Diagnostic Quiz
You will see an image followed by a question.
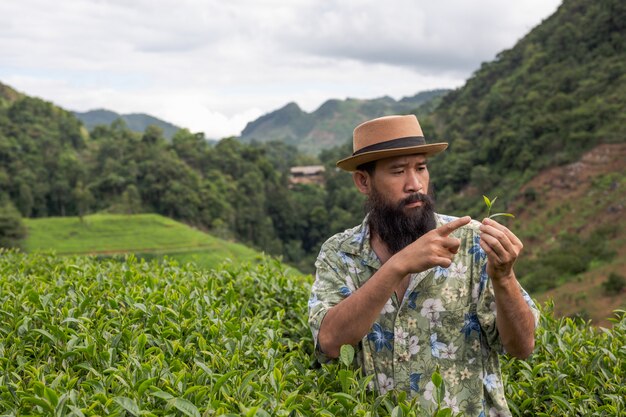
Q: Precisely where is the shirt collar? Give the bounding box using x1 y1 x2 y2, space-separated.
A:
337 214 381 269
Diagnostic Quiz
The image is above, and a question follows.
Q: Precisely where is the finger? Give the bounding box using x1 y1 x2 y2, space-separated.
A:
442 237 461 252
479 238 504 264
480 223 516 256
434 256 454 269
437 216 471 237
483 218 523 249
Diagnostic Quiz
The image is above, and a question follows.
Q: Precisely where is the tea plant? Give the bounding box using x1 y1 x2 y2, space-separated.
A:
0 250 623 416
483 195 515 220
504 302 626 416
0 250 445 416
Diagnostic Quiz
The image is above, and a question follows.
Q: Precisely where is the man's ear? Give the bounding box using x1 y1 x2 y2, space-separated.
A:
353 171 371 194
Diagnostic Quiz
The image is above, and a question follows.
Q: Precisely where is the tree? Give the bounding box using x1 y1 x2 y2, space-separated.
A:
0 200 27 249
73 181 94 222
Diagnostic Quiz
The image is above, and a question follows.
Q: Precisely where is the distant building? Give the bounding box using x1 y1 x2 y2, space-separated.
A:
289 165 325 186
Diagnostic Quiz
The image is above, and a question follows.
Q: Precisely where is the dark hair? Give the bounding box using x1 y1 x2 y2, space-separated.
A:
356 160 377 175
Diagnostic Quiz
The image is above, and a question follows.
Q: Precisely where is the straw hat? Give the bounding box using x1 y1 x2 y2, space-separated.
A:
336 114 448 171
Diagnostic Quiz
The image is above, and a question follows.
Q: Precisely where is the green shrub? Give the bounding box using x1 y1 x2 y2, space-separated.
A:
503 303 626 416
602 272 626 295
0 252 623 416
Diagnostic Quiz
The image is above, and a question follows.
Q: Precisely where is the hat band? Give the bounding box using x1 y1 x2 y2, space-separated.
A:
353 136 425 156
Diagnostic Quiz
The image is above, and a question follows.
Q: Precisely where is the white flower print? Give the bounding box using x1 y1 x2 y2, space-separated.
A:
346 275 357 293
407 317 417 328
448 261 468 280
460 367 472 380
440 342 459 360
443 366 459 385
397 351 411 362
441 285 455 301
408 335 420 355
377 373 394 394
472 339 481 351
483 373 500 392
458 286 468 298
420 298 445 321
394 327 409 345
444 393 460 414
423 381 436 404
381 298 396 314
347 265 362 275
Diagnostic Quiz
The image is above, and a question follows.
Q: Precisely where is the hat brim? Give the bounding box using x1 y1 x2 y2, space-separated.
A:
336 143 448 172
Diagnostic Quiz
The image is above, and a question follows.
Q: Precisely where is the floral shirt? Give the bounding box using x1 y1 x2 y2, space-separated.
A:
308 214 539 417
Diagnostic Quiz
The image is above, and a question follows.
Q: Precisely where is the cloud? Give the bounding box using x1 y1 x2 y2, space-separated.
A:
0 0 561 138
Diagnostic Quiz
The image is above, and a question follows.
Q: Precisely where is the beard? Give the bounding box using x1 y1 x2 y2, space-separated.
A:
366 187 437 255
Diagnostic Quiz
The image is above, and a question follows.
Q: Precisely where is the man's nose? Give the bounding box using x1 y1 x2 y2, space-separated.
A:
405 171 423 193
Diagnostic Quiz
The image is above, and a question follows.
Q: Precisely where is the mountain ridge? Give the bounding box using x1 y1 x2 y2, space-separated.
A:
239 89 450 154
73 108 182 139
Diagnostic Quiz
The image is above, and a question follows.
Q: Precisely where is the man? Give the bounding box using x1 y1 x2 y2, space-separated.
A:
308 115 538 416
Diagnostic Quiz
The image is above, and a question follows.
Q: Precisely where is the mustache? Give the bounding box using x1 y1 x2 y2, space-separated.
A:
400 192 432 207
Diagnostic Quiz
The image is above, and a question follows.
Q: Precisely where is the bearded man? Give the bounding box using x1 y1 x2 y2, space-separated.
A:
308 115 538 417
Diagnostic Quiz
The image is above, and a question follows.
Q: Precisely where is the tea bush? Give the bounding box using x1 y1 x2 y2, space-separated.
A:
504 302 625 416
0 251 624 416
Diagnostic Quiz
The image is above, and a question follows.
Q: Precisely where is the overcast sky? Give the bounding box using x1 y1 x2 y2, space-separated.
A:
0 0 561 139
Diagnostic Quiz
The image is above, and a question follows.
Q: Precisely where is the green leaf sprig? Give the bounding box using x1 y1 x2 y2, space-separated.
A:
483 195 515 220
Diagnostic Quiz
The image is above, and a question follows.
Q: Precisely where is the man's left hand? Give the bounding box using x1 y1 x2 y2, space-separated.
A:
479 218 523 281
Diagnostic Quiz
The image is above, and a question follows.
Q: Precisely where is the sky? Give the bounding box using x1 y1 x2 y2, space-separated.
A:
0 0 561 140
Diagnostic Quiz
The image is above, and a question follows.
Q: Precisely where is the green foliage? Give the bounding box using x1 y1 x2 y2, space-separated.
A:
602 272 626 295
429 0 626 215
0 199 27 249
517 227 617 292
504 303 626 416
0 253 623 416
483 195 515 219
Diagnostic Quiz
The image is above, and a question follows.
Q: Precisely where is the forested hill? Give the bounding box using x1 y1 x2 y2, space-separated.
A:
427 0 625 215
412 0 625 323
239 89 449 155
74 109 181 140
0 0 624 322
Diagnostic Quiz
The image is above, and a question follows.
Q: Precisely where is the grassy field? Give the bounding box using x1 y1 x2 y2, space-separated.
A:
23 213 263 269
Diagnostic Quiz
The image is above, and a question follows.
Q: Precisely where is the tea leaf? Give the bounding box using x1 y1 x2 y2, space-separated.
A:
489 213 515 219
114 396 140 416
169 398 201 417
339 344 355 367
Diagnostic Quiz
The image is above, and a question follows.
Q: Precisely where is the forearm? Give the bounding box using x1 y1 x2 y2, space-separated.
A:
318 261 404 358
492 273 536 359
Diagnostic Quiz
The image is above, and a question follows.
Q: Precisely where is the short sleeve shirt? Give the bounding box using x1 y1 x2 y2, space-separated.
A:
308 214 539 417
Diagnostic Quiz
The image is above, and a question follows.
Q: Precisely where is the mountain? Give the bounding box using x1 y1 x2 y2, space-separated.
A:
239 89 449 155
420 0 625 323
429 0 626 213
0 82 23 106
73 109 181 139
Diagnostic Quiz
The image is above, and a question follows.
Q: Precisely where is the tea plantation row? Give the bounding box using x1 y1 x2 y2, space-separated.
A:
0 251 624 416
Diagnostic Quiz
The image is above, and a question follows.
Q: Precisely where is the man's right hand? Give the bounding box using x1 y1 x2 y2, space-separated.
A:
392 216 471 276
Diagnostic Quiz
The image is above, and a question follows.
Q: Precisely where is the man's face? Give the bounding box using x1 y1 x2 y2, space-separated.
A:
369 154 431 209
364 154 437 254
